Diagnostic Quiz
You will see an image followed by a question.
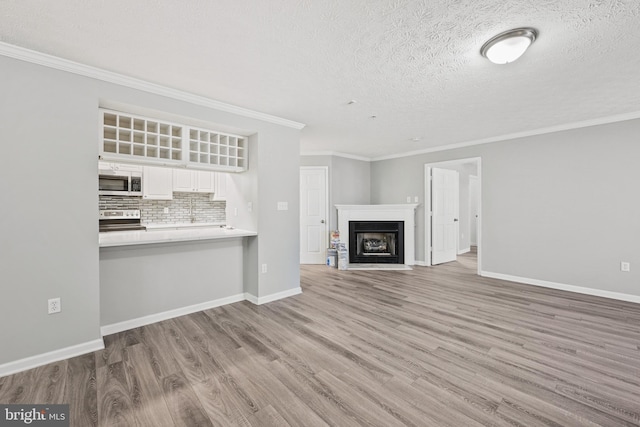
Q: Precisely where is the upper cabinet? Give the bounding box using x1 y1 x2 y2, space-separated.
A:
212 172 228 201
142 166 173 200
99 161 142 173
100 109 247 173
197 171 216 193
173 170 215 193
188 127 246 171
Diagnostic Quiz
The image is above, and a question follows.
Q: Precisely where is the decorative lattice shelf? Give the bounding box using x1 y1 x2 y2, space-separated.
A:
100 109 247 172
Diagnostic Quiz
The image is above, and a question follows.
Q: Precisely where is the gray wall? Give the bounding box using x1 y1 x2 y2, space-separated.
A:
100 239 244 325
0 59 101 365
371 119 640 297
0 54 301 366
300 155 371 233
253 127 301 297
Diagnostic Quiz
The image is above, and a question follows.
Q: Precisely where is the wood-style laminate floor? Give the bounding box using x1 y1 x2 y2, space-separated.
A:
2 251 640 426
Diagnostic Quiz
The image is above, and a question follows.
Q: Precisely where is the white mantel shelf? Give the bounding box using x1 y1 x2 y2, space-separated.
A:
335 204 419 211
336 204 419 268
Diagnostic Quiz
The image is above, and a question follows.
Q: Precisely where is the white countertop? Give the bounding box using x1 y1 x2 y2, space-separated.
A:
143 222 226 230
99 226 257 247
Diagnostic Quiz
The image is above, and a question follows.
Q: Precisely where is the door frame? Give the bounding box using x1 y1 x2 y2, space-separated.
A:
469 174 479 247
300 166 330 264
424 157 482 274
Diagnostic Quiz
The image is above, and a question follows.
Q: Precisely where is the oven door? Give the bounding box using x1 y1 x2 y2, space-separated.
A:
99 174 131 196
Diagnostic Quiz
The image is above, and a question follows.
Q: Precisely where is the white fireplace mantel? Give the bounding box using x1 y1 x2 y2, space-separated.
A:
336 204 419 266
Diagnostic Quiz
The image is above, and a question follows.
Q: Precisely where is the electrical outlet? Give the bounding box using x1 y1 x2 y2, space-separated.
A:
163 207 169 214
261 263 268 273
621 262 630 272
414 196 419 203
48 298 61 315
247 202 253 213
406 196 411 203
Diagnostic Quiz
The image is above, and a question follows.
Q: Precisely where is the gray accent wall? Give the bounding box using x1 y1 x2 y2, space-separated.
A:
100 239 243 325
371 119 640 297
0 54 301 366
300 155 371 233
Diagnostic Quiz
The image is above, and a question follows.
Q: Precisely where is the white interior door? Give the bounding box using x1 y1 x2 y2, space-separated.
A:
432 167 459 265
300 167 328 264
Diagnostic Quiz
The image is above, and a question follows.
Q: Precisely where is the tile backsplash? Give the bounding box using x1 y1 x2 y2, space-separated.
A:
99 193 226 224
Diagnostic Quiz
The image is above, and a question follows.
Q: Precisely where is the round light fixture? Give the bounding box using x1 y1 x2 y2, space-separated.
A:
480 28 538 64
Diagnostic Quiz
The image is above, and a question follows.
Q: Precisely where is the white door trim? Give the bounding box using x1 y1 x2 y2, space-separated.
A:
424 157 482 274
300 166 329 264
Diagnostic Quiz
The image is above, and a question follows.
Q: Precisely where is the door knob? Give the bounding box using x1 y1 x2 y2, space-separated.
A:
321 220 325 223
453 218 459 222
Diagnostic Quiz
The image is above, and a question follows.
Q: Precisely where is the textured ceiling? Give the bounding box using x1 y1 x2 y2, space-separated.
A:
2 0 640 158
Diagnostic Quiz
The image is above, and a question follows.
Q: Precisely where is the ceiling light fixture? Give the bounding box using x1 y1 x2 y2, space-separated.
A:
480 28 538 64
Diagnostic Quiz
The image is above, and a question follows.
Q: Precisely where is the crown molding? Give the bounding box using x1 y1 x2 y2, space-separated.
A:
300 151 371 162
372 110 640 161
0 41 305 130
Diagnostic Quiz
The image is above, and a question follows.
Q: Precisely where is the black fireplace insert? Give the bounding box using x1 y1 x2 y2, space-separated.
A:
348 221 404 264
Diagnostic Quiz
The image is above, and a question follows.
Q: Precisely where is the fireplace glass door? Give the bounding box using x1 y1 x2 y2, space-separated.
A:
348 221 404 264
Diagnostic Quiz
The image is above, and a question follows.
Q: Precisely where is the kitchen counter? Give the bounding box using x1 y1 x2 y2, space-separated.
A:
144 222 226 230
99 226 257 247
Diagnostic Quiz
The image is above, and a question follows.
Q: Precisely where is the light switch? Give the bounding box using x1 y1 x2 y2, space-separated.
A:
247 202 253 212
277 202 288 211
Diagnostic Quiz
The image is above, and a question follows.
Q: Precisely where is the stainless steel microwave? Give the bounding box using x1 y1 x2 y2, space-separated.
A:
98 170 142 196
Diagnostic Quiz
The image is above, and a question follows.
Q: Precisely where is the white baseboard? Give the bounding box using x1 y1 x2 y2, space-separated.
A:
0 339 104 378
481 271 640 304
413 260 428 267
100 293 246 336
3 288 304 377
244 292 259 305
458 247 470 255
101 287 303 335
245 287 302 305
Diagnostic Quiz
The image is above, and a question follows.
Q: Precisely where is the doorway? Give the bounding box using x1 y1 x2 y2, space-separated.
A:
300 166 329 264
424 158 481 274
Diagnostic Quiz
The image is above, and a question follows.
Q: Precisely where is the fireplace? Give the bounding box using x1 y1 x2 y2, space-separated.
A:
336 204 418 269
349 221 404 264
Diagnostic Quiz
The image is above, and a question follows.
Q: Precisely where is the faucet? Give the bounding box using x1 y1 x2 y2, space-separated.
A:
189 197 196 223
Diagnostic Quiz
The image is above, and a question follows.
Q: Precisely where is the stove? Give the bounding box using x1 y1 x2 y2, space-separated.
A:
99 209 146 232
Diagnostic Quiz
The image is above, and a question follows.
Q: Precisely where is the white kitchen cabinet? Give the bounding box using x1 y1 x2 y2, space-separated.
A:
172 169 194 192
188 127 247 171
143 166 173 200
100 108 247 172
101 110 184 166
196 171 215 193
99 161 142 173
172 169 215 193
212 172 228 201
